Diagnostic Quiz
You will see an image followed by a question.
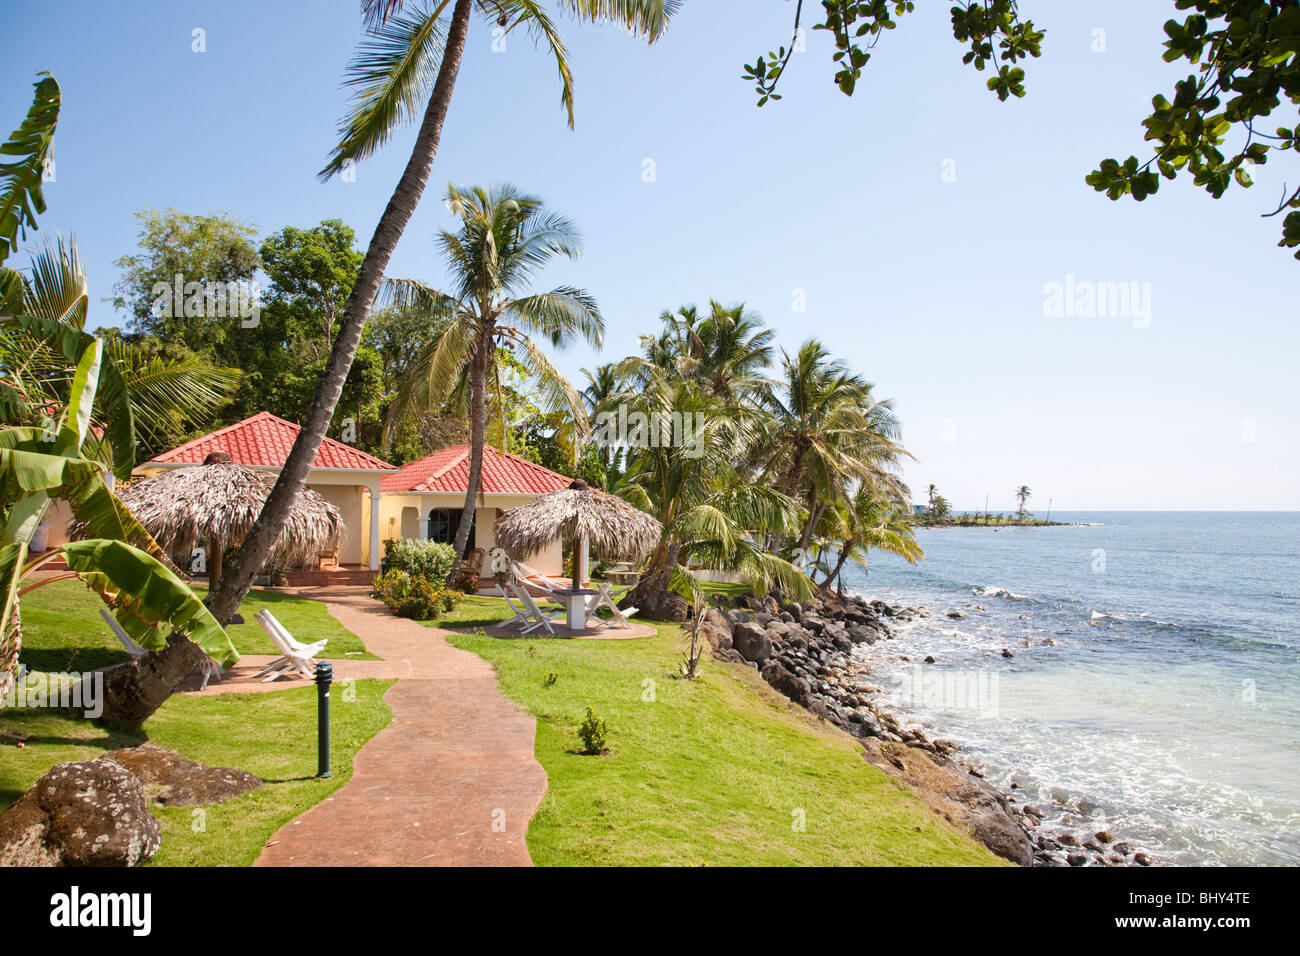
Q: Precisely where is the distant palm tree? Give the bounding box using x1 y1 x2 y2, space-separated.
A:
381 184 602 557
1015 484 1032 518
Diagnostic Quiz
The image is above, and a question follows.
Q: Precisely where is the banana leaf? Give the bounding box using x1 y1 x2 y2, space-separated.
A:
60 539 238 668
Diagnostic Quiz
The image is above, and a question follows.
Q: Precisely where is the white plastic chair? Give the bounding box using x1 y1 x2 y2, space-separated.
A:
504 581 565 635
253 609 327 682
99 608 224 690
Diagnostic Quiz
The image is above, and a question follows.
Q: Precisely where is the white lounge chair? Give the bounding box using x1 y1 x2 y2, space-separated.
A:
253 609 327 682
99 608 225 690
584 582 639 629
504 581 565 635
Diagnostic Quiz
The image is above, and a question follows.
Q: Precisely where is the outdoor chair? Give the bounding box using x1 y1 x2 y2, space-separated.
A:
503 581 565 635
100 608 225 690
253 609 327 682
447 547 485 592
584 582 639 629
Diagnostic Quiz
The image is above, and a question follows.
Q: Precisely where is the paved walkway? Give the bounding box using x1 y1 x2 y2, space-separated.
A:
194 586 547 866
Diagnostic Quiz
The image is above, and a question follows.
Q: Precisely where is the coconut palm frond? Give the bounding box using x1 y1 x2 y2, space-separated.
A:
320 1 452 180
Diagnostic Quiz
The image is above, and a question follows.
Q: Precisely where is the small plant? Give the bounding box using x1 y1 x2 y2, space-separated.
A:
542 671 558 687
577 706 608 755
525 644 538 658
681 599 706 679
373 569 463 619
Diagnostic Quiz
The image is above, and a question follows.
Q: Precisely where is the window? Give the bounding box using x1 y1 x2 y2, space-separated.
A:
427 508 475 556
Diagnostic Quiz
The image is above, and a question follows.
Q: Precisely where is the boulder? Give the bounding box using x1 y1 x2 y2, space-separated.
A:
0 758 160 867
103 743 263 807
760 660 811 707
731 622 773 664
846 624 878 645
633 587 689 622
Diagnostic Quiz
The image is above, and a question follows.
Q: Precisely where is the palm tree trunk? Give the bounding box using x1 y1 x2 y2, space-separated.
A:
453 335 488 558
96 0 476 724
819 546 852 593
0 603 20 708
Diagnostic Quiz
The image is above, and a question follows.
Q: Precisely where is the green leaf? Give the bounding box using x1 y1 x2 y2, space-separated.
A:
59 539 239 668
0 74 59 266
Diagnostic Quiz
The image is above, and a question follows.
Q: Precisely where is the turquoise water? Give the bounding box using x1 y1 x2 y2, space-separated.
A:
842 512 1300 866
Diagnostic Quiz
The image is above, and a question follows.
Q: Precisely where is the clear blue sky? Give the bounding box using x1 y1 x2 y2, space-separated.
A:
6 0 1297 511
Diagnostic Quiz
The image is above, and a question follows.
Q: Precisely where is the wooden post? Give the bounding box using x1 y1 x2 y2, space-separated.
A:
208 533 223 595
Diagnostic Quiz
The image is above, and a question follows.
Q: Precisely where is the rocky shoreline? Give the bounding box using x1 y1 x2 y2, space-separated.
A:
695 590 1152 867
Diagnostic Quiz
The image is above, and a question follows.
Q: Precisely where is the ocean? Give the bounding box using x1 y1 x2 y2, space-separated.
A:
840 511 1300 866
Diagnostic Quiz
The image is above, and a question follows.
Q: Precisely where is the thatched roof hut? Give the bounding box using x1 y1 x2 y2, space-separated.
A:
495 480 661 576
101 454 344 591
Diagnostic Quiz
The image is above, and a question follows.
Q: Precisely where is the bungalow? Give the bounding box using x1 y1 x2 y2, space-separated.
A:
378 444 572 577
131 412 398 572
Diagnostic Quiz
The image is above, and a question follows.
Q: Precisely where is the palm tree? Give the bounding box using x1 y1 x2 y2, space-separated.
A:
756 340 908 555
0 235 239 467
207 0 678 627
1015 484 1032 519
381 184 602 557
613 369 810 614
814 488 923 594
635 301 775 405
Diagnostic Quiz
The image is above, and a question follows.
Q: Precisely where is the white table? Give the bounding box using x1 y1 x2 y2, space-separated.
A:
553 588 599 630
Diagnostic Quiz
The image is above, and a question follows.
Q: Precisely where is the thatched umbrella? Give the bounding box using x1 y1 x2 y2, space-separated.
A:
495 479 661 587
102 452 344 593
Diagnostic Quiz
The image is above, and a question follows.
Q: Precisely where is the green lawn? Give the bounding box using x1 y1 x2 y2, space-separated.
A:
3 581 392 865
17 579 373 675
0 680 394 865
436 598 1002 866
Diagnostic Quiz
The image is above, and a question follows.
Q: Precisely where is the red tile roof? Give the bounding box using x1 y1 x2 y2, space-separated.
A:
146 412 398 471
381 445 572 495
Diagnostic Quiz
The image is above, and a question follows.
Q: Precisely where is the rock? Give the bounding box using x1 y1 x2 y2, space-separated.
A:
946 610 967 619
1095 830 1114 844
1133 852 1153 866
696 622 733 654
846 624 878 645
1067 853 1088 867
924 655 937 664
103 743 263 807
731 622 773 664
1057 833 1079 846
1112 841 1134 856
860 739 1034 866
1001 648 1014 658
1083 839 1105 853
0 758 160 867
632 587 689 622
760 660 811 707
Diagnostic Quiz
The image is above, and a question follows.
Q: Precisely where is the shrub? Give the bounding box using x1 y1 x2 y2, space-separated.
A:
373 569 462 620
542 671 558 688
577 706 608 755
381 538 457 586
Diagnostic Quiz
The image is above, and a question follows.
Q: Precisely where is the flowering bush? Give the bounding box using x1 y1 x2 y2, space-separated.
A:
372 569 463 620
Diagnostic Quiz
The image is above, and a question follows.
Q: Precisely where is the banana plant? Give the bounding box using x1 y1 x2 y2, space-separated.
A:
0 336 238 709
